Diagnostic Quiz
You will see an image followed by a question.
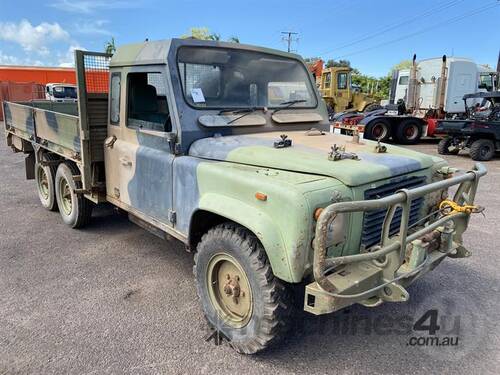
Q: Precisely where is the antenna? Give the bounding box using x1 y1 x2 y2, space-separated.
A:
281 31 299 53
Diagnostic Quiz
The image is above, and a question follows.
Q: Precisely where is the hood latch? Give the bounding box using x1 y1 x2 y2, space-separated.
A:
274 134 292 148
328 144 360 161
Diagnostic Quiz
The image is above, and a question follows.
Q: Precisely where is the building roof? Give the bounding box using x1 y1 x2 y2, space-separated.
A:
0 65 75 71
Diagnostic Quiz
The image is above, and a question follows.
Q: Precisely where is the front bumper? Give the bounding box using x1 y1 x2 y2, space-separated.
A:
304 163 486 315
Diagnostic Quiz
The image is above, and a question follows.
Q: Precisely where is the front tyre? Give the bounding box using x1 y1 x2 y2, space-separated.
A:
55 162 93 228
194 223 291 354
437 137 460 155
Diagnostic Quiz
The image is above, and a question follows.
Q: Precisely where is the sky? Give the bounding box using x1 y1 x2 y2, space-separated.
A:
0 0 499 77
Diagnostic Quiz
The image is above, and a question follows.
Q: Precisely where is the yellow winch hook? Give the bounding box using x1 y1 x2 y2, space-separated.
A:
439 199 484 215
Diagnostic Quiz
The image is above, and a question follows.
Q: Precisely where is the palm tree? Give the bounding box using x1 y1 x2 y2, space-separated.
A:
209 33 221 41
104 37 116 54
227 36 240 43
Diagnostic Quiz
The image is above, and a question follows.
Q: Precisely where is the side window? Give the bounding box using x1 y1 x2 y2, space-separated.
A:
110 73 121 124
337 73 347 89
398 75 409 85
323 72 331 89
127 71 171 132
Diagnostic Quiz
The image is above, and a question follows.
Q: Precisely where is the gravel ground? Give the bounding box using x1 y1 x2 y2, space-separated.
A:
0 131 499 375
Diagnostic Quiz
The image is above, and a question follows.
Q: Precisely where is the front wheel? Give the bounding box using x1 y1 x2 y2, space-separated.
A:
55 162 93 228
194 223 291 354
437 137 460 155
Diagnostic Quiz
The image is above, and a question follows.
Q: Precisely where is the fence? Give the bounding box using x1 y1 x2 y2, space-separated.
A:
0 81 45 121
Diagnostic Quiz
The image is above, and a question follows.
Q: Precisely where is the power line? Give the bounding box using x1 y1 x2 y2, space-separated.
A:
281 31 299 53
319 0 464 56
327 1 499 60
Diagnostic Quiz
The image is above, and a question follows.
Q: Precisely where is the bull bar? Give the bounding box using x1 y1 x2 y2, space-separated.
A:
307 163 486 314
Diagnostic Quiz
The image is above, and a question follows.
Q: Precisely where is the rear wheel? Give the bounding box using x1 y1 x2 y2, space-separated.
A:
35 154 58 211
438 137 460 155
395 119 422 144
365 119 390 141
194 223 291 354
470 139 495 161
55 162 93 228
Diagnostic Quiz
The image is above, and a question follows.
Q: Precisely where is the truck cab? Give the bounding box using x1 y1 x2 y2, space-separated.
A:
319 66 378 114
45 83 78 103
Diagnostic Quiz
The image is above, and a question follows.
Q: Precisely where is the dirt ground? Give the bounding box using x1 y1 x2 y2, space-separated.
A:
1 132 499 375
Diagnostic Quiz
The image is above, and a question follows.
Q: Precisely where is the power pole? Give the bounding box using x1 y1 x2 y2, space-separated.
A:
281 31 298 53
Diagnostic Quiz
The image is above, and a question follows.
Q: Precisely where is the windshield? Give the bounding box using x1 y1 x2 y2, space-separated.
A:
177 47 317 109
52 86 77 99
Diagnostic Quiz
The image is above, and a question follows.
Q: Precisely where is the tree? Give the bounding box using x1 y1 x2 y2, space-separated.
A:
325 59 351 68
209 33 221 41
391 60 413 72
181 27 212 40
181 27 239 43
104 37 116 54
303 57 322 63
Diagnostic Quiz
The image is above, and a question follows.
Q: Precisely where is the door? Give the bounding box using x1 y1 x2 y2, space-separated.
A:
335 70 350 111
105 67 176 226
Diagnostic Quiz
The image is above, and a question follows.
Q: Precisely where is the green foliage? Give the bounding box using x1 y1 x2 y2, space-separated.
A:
181 27 239 43
303 57 322 63
325 59 351 68
391 59 413 71
104 37 116 54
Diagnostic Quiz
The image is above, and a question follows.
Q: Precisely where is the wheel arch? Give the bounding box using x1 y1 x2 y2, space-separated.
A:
188 195 296 283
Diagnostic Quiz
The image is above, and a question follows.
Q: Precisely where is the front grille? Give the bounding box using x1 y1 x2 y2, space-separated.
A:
361 176 427 249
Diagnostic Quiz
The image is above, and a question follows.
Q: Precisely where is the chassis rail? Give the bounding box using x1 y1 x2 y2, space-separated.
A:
312 163 486 297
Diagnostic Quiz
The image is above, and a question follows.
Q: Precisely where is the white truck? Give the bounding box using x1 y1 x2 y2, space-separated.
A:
45 83 78 103
389 56 496 114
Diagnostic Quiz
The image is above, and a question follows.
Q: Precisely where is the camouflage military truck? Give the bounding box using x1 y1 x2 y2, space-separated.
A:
3 39 487 354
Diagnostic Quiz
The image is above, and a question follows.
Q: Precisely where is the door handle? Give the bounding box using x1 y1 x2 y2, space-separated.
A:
104 135 117 148
119 157 132 167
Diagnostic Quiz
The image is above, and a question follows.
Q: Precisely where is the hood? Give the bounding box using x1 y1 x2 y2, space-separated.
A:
188 131 435 186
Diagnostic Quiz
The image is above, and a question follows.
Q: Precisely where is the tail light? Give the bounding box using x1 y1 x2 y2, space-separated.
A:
342 115 364 125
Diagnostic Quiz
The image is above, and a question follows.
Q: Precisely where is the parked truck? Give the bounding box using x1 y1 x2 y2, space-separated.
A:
391 57 496 115
335 54 498 144
45 82 78 103
3 39 486 354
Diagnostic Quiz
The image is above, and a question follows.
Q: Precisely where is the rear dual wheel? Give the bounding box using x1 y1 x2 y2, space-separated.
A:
364 119 390 142
35 154 59 211
54 162 93 228
395 120 422 145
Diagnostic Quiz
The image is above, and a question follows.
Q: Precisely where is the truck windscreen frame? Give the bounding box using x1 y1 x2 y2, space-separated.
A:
176 46 317 110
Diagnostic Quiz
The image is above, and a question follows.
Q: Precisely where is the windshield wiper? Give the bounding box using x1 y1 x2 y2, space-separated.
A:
223 107 261 125
218 107 255 115
272 99 307 114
